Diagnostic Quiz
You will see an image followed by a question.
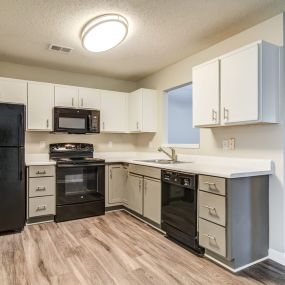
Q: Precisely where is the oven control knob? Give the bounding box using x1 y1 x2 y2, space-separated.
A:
81 196 84 199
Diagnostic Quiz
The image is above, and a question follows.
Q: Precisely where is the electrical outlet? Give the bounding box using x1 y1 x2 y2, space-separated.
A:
108 141 113 148
148 141 153 149
222 139 229 150
223 138 235 150
39 141 47 148
229 138 235 150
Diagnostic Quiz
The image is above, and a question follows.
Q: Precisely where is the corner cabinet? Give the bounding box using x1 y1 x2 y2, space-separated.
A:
127 173 143 214
129 88 158 132
27 81 54 131
0 77 27 105
193 41 280 127
100 90 128 132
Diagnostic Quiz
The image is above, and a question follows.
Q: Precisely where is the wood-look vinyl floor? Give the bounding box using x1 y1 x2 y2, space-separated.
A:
0 211 284 285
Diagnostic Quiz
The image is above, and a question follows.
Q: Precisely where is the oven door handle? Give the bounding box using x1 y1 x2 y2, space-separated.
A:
57 163 105 168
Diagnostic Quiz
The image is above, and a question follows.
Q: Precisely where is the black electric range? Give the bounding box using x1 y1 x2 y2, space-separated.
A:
50 143 105 222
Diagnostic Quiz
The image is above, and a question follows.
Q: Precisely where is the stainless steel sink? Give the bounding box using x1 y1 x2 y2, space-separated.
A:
135 159 189 165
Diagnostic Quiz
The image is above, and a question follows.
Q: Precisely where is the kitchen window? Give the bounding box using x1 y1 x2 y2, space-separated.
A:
164 83 200 148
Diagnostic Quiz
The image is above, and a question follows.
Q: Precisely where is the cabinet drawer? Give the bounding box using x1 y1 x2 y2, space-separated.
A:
199 175 226 196
199 191 226 226
199 218 226 257
29 165 55 177
29 196 55 217
29 177 55 197
129 164 161 180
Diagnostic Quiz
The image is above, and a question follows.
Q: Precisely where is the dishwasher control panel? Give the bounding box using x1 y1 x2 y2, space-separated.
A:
161 170 196 189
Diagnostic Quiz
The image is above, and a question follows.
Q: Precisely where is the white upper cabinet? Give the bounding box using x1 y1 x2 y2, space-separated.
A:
27 81 54 131
78 87 101 110
0 77 27 105
193 59 220 127
129 88 158 132
193 41 280 128
100 90 128 132
54 84 78 108
220 41 279 125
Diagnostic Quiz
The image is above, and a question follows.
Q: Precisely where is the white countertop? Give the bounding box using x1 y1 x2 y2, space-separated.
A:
25 152 273 178
93 152 273 178
25 154 56 166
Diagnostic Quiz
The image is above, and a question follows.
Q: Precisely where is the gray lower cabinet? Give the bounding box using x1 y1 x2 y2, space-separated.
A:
127 164 161 226
198 174 269 270
127 173 143 214
27 165 56 223
143 177 161 224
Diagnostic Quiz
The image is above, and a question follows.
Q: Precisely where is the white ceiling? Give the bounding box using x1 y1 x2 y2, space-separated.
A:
0 0 285 81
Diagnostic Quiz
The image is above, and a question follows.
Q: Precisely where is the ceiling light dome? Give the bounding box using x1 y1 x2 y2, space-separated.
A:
81 14 128 53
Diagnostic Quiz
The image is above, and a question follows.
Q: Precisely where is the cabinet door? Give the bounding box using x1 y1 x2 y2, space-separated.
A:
128 89 142 132
143 178 161 224
54 85 78 108
127 174 143 215
221 43 259 124
122 165 129 205
192 59 220 127
27 82 54 131
142 89 157 132
0 77 27 104
78 87 101 110
100 90 128 132
108 165 124 204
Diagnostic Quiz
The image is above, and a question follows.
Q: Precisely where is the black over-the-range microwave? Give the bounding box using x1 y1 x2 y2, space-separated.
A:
53 107 100 134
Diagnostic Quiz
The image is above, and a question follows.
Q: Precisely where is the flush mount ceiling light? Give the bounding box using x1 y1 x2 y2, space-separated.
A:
81 14 128 53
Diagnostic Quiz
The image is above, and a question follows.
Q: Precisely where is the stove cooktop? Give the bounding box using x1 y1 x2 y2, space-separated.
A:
49 143 105 164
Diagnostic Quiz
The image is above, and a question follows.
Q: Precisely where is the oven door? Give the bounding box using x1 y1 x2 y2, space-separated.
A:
161 181 197 236
56 163 105 205
54 108 89 134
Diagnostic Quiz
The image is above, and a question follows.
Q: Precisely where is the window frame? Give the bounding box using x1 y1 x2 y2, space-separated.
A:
163 82 200 149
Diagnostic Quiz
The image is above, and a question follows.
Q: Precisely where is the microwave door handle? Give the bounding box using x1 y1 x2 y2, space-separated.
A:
88 114 92 130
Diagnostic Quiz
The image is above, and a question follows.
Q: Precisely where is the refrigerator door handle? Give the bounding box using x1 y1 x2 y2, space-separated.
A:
18 113 23 146
18 148 23 181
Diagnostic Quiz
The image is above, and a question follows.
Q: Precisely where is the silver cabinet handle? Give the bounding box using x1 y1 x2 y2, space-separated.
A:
36 186 46 191
81 98 83 107
72 97 74 106
204 181 216 187
136 121 139 130
103 122 105 130
211 109 217 122
36 205 47 211
36 170 46 175
202 234 216 241
110 169 112 179
223 107 229 121
144 181 147 195
46 119 49 128
202 204 216 211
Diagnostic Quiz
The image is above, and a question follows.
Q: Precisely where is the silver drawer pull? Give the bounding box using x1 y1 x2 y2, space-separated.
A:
202 234 216 241
202 205 216 211
36 170 46 175
204 181 216 186
36 186 46 191
36 205 47 211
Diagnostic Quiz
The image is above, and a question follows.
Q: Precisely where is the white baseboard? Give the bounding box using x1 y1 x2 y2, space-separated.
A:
205 254 268 273
269 248 285 265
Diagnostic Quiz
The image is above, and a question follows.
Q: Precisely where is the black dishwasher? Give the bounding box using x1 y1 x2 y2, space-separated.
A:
161 170 204 255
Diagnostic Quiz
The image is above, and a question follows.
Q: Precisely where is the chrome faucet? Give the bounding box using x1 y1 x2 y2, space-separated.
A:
158 146 177 162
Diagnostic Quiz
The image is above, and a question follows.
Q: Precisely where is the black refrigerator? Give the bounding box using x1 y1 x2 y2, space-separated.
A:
0 103 25 232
